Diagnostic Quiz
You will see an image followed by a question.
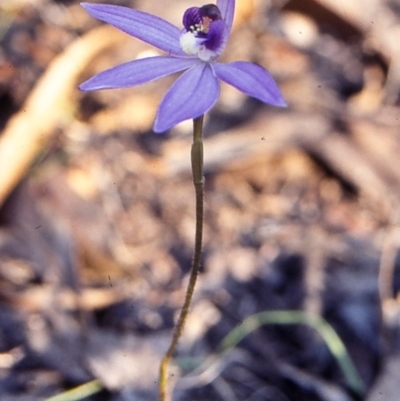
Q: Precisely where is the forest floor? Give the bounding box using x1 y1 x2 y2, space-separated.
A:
1 0 400 400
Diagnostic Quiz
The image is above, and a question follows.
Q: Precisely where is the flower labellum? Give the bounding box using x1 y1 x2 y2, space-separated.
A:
79 1 286 133
180 5 227 61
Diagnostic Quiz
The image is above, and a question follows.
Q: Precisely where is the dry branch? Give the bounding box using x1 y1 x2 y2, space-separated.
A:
0 25 126 207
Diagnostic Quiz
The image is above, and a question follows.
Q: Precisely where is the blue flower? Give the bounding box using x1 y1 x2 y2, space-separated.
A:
79 1 286 133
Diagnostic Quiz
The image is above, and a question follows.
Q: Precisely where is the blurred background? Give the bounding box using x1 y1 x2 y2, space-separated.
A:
0 0 400 400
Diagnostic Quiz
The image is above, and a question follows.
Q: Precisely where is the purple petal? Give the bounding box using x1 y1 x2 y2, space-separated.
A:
203 20 229 54
213 61 287 106
154 64 219 133
79 56 196 90
81 3 185 56
217 0 235 32
182 7 202 31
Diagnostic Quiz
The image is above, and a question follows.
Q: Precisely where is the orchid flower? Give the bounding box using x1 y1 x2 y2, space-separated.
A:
79 1 286 133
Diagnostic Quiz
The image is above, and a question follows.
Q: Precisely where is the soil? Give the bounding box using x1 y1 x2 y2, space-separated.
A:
0 1 400 400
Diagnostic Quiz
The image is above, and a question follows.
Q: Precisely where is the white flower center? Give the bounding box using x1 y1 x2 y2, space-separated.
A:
179 31 216 62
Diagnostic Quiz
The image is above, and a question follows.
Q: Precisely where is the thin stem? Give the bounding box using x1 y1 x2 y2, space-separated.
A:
43 380 102 401
218 311 365 395
159 115 205 401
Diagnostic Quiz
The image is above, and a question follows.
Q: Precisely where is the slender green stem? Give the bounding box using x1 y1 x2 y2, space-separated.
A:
159 115 205 401
219 311 365 395
43 380 102 401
